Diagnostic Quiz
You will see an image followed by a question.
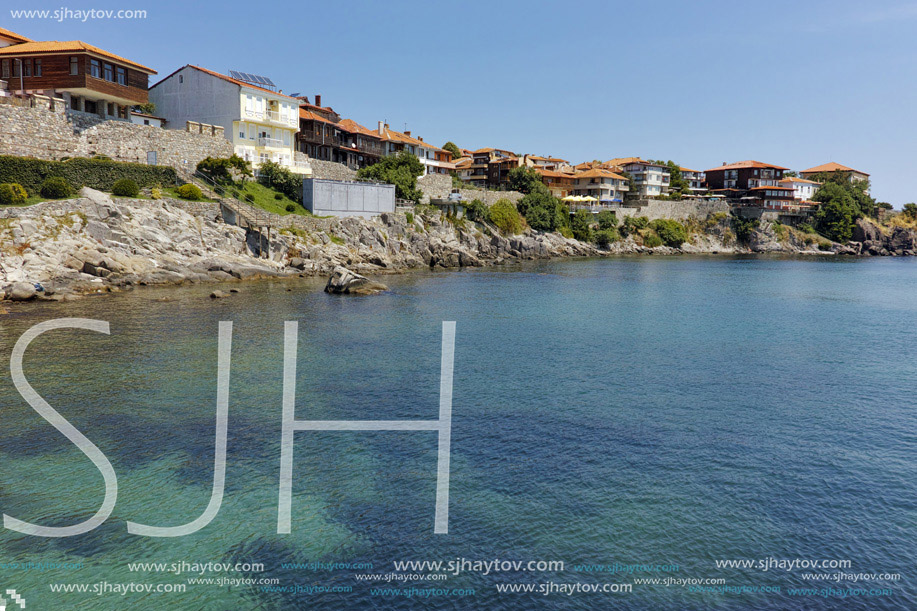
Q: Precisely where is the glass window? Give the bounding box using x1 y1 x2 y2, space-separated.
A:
90 59 101 78
116 66 126 85
23 59 31 77
104 63 113 81
1 59 9 79
11 60 20 78
34 59 41 77
70 56 78 75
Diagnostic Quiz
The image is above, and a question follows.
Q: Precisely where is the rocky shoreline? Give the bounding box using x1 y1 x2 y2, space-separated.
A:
1 189 915 304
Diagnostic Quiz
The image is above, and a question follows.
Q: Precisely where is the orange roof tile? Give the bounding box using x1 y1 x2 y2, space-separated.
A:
337 118 382 139
576 168 627 180
800 162 868 176
748 186 794 191
378 125 443 151
299 108 338 124
0 27 32 43
0 39 155 73
705 160 790 172
534 168 575 179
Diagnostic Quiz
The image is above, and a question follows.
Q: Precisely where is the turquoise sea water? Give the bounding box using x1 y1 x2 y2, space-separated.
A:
0 256 914 610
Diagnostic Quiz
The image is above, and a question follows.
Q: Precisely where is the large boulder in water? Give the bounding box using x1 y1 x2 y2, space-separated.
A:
324 266 388 295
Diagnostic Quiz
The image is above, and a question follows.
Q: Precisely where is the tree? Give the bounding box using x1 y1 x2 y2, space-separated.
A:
257 160 302 202
621 171 639 201
487 199 524 234
357 151 425 203
649 219 687 247
516 189 570 232
812 170 877 218
133 102 156 115
595 210 617 230
659 161 689 197
813 183 857 242
197 154 252 184
783 170 798 178
506 166 549 196
442 141 462 160
571 210 593 242
902 203 917 220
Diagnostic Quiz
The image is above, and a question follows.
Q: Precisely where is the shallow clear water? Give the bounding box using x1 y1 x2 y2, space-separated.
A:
1 256 915 610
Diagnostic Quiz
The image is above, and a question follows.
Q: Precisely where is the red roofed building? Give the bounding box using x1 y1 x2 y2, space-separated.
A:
0 28 156 119
799 162 869 191
704 160 789 198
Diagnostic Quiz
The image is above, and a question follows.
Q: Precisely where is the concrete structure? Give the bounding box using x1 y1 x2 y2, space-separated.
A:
605 158 670 197
302 178 395 218
779 176 820 202
130 111 164 127
149 65 307 175
0 28 156 119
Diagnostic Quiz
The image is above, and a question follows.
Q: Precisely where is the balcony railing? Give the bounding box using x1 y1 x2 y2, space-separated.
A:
245 108 297 126
258 137 284 148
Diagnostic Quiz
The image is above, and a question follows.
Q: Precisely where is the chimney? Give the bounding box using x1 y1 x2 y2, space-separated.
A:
378 121 384 136
315 94 321 107
404 130 411 136
418 137 424 142
722 162 727 166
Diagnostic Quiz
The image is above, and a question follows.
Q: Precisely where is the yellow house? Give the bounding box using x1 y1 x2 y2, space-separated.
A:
150 65 310 175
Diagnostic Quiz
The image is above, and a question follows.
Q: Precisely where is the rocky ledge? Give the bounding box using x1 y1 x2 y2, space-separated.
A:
2 190 915 304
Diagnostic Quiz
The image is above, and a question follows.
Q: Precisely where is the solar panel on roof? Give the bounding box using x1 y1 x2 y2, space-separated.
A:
229 69 277 90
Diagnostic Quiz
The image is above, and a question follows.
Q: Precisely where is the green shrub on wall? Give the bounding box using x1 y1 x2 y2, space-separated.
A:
0 155 177 194
176 183 203 201
0 183 28 205
40 177 73 198
111 178 140 198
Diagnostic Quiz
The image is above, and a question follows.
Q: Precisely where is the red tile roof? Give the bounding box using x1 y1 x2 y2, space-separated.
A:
800 162 868 176
0 39 155 73
706 160 790 172
576 168 627 180
337 118 382 139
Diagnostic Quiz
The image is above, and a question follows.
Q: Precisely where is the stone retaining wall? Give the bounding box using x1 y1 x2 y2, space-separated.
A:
417 173 523 205
0 99 233 171
608 199 730 223
307 158 358 181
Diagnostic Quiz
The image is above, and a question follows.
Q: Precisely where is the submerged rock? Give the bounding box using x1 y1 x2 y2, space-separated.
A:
324 266 388 295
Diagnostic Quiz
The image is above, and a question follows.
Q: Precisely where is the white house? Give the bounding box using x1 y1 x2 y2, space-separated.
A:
606 157 670 197
130 111 165 127
779 176 821 202
149 65 307 174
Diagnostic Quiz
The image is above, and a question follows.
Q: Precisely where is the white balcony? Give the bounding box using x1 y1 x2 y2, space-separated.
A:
258 137 284 148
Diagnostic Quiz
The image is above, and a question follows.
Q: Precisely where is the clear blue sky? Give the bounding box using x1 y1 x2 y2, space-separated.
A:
5 0 916 203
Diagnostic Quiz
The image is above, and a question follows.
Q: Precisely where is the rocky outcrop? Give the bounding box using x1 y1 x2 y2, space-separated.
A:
324 266 388 295
851 218 917 256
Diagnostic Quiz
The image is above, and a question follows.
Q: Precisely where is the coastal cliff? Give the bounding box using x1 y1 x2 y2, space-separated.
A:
1 190 914 302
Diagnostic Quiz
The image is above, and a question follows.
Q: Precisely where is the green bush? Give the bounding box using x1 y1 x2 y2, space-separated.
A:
244 193 255 203
731 215 760 243
285 203 296 212
0 155 176 193
621 215 649 236
516 190 569 232
111 178 140 198
176 183 203 200
487 198 524 234
464 199 488 222
151 187 162 200
40 176 73 199
0 182 28 205
648 219 687 247
595 210 618 230
594 228 619 247
274 193 283 200
405 211 415 224
257 160 302 203
214 185 226 196
643 232 664 248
